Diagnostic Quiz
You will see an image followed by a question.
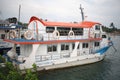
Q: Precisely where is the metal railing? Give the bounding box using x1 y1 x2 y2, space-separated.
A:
35 52 71 62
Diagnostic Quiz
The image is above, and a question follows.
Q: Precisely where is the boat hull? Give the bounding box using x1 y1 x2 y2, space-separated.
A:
34 54 105 71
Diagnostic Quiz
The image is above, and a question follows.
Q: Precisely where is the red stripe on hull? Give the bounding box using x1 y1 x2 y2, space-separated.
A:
4 38 102 45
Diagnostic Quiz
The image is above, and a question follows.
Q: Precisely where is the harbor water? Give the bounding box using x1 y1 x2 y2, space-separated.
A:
38 36 120 80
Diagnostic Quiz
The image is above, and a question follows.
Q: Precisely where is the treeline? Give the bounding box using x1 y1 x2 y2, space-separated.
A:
102 26 119 33
102 22 120 34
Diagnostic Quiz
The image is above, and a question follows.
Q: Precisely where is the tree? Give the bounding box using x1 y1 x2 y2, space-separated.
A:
0 56 39 80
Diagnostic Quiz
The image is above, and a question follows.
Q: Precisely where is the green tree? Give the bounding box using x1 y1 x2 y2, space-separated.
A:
0 56 39 80
24 69 38 80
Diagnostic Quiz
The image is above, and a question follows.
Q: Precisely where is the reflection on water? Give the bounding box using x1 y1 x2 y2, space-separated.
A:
38 36 120 80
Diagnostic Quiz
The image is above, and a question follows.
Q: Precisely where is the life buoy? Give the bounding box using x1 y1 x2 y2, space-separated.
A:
9 30 17 39
68 30 74 38
24 30 33 40
52 30 60 39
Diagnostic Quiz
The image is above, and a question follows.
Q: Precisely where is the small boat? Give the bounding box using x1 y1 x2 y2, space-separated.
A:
4 16 113 71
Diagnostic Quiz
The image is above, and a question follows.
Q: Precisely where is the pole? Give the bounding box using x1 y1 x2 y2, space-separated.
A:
79 4 84 22
18 5 21 38
18 5 21 23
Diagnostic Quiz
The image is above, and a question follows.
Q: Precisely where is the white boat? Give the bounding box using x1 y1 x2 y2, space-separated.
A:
4 16 112 71
0 19 22 55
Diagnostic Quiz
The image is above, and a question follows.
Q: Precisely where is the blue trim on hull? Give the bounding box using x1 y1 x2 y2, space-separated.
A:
95 46 111 55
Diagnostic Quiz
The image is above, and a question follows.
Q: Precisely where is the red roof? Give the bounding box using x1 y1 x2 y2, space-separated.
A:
29 16 100 28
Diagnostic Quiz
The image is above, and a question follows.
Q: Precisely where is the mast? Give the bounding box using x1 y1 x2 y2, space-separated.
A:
18 4 21 23
79 4 84 22
18 4 21 38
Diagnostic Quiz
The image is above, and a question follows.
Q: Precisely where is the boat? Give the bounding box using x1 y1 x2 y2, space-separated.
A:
0 18 22 55
3 16 113 71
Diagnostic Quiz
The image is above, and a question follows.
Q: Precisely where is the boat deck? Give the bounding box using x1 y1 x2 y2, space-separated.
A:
4 38 102 44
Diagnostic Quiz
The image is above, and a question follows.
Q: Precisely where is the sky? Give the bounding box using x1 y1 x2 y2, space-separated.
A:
0 0 120 28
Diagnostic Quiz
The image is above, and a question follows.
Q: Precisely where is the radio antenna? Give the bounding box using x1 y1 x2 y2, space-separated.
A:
79 4 84 22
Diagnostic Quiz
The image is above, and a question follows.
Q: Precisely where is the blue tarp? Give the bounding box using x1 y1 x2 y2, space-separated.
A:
0 24 22 30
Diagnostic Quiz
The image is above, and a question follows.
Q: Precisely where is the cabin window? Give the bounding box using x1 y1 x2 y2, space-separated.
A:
57 27 70 36
82 43 89 48
77 44 80 49
0 24 5 26
47 44 57 52
46 27 55 33
94 42 100 47
72 43 79 49
95 25 100 30
0 34 5 39
102 35 107 38
61 43 69 51
72 28 83 35
72 43 75 50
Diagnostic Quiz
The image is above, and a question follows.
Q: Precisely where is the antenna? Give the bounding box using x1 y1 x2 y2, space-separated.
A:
79 4 84 22
0 11 2 19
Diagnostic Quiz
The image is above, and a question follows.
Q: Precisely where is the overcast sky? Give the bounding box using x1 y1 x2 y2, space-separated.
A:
0 0 120 28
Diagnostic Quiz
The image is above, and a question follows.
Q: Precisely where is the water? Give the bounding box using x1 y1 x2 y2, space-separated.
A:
38 36 120 80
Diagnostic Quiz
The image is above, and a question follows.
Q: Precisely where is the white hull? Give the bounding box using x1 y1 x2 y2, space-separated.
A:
42 54 105 70
19 53 105 71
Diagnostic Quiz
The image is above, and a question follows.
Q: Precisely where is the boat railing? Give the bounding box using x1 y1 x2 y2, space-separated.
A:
7 29 91 41
77 49 90 56
35 52 71 62
35 50 95 62
18 49 96 63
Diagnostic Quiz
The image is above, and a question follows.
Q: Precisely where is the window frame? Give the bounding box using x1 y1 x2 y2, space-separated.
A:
47 44 57 53
57 27 70 36
46 27 55 33
95 25 100 30
72 28 83 35
82 43 89 48
94 42 100 47
102 35 107 38
61 43 69 51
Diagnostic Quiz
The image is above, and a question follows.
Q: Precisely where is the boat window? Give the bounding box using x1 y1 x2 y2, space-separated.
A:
1 34 5 39
61 43 69 51
47 44 57 52
0 24 4 26
77 44 80 49
57 27 70 36
102 35 107 38
72 43 75 50
72 28 83 35
94 42 100 47
46 27 55 33
82 43 89 48
72 43 79 49
66 45 69 50
95 25 100 30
